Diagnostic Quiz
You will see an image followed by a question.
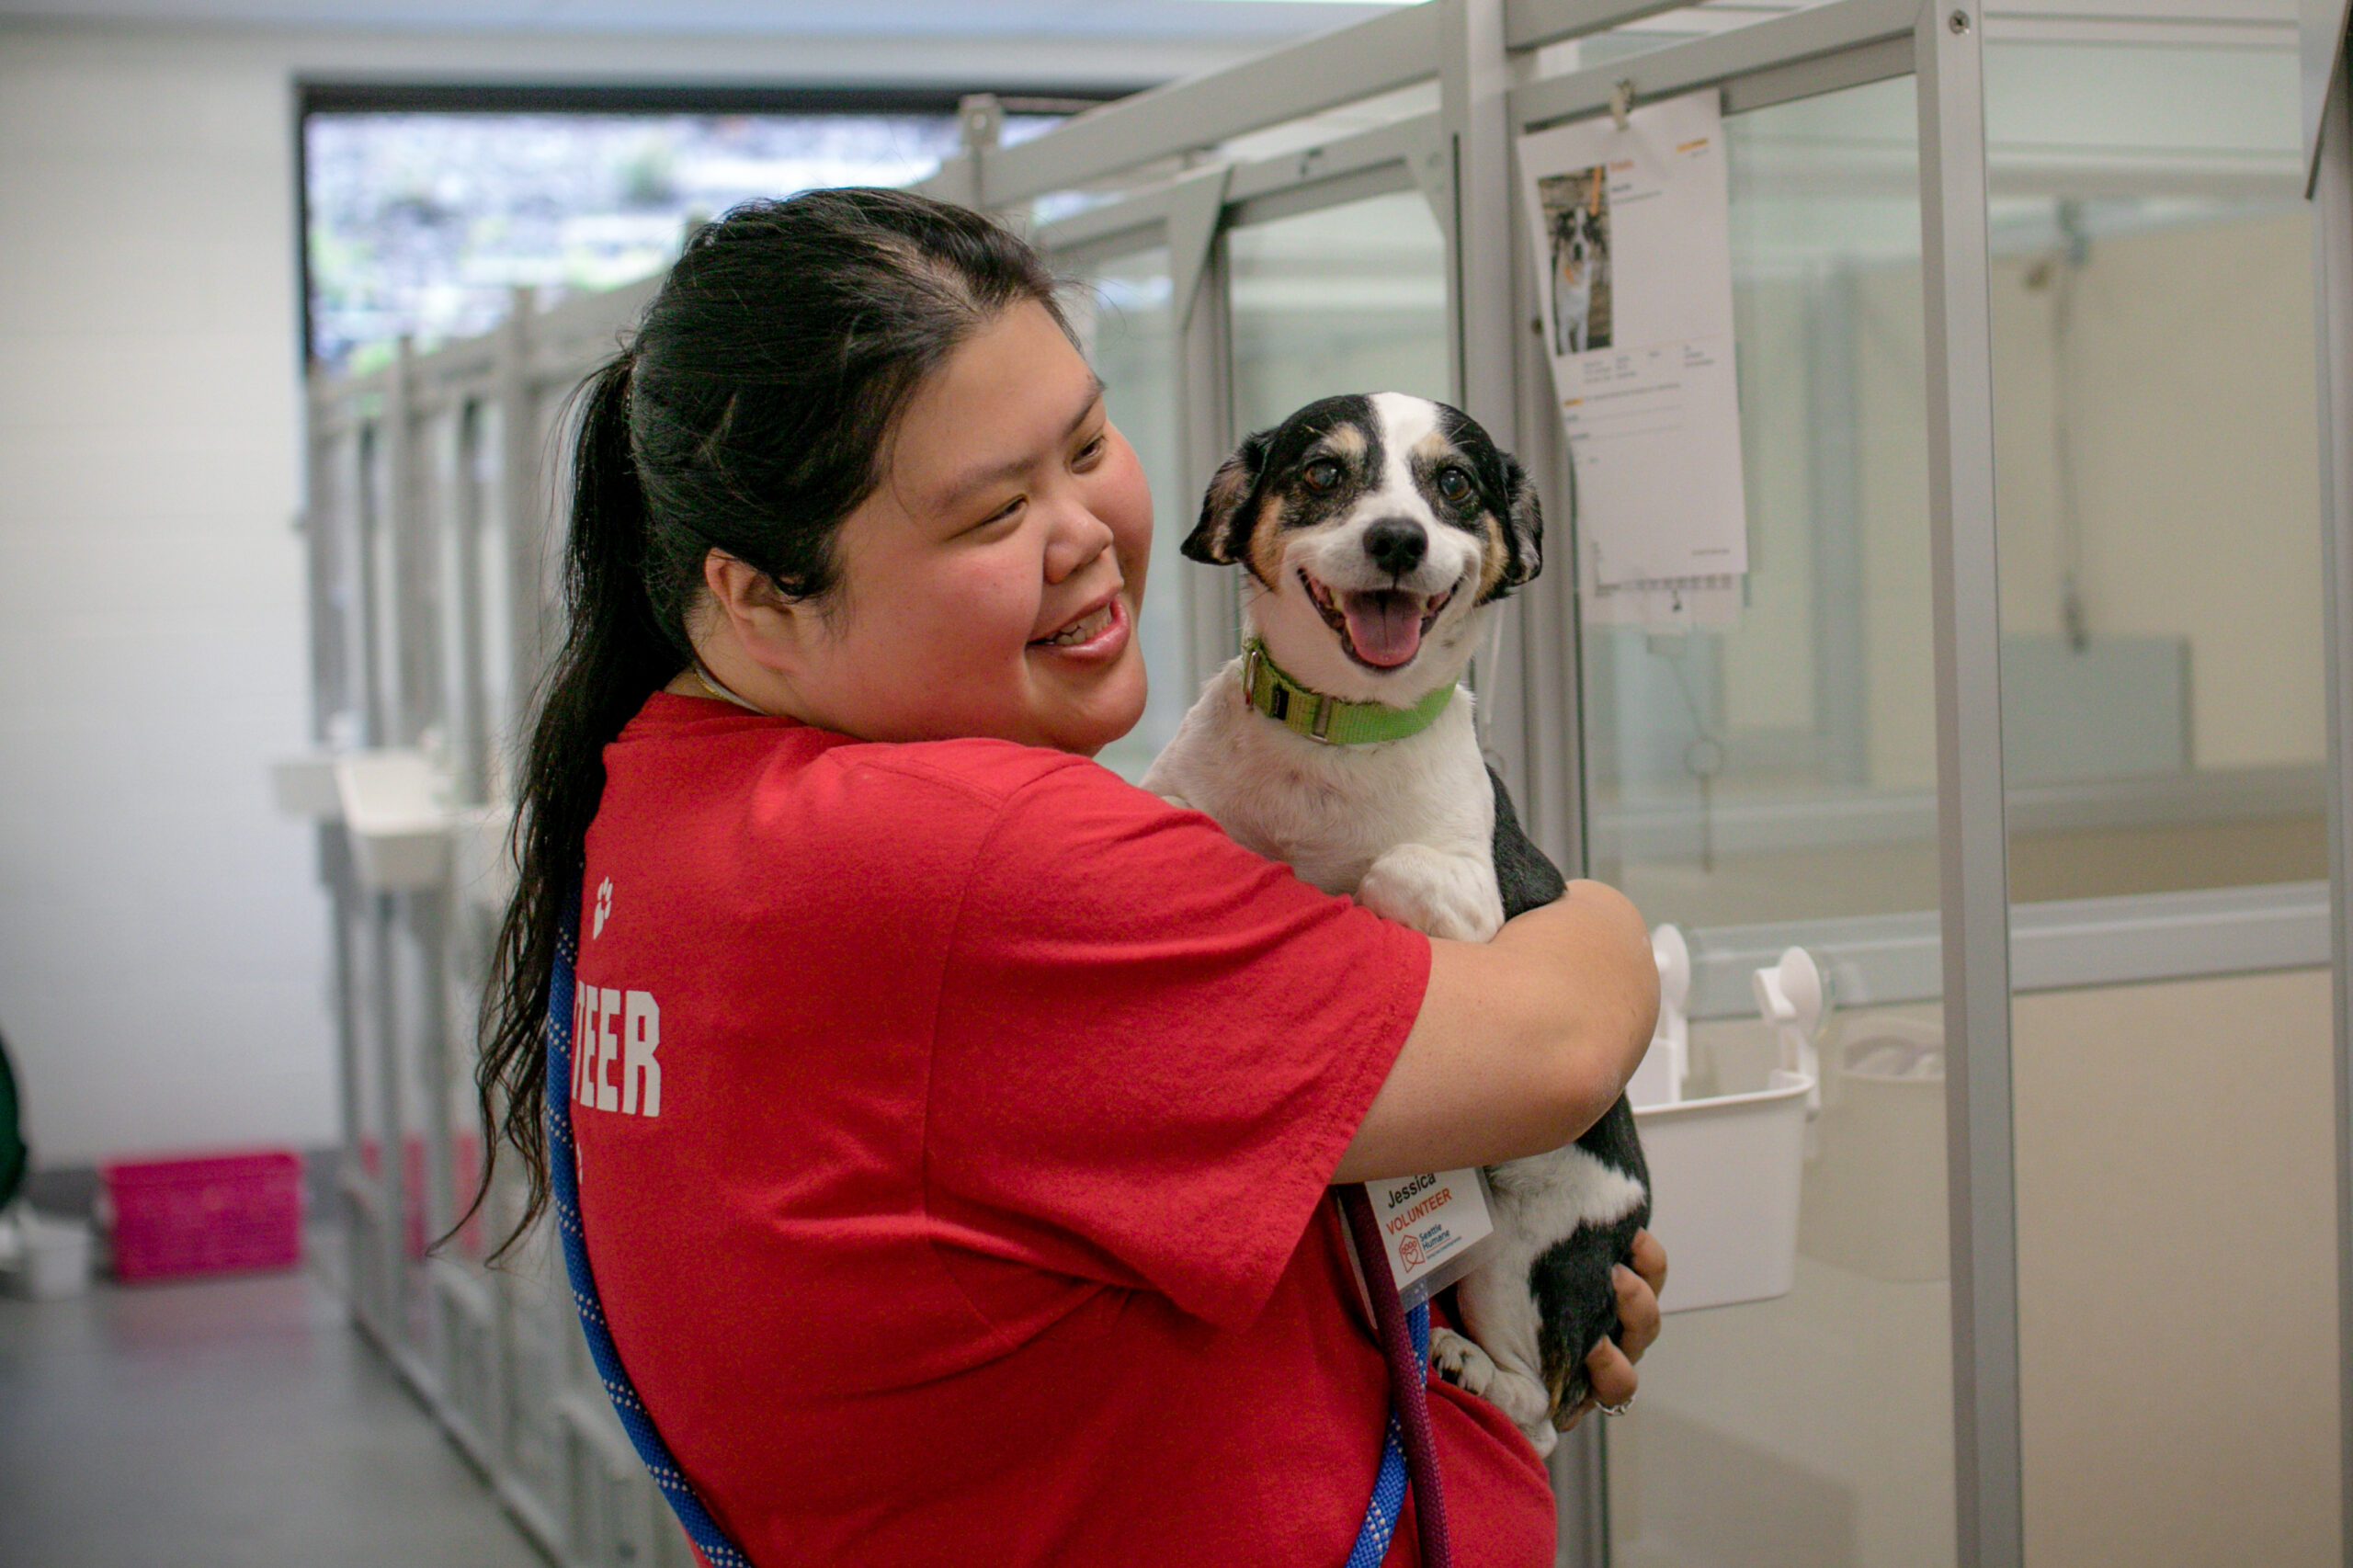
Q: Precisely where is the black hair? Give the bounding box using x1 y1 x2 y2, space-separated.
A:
469 188 1066 1258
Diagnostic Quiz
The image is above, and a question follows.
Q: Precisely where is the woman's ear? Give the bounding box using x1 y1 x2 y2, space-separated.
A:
699 551 807 670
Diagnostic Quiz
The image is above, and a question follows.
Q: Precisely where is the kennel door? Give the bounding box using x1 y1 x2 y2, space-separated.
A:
1564 69 1966 1568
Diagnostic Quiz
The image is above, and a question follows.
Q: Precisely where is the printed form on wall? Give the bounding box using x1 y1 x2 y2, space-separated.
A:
1519 88 1748 631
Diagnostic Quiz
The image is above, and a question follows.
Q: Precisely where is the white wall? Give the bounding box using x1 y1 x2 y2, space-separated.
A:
1989 208 2325 770
1844 206 2325 793
2014 966 2341 1568
0 18 1261 1168
1614 967 2341 1568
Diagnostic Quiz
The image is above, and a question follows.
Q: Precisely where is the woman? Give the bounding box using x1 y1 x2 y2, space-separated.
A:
477 187 1664 1567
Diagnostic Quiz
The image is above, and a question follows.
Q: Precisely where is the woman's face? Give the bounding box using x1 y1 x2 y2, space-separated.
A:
785 300 1153 756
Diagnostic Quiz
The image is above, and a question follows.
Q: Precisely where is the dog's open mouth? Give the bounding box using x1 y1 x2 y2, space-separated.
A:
1302 571 1451 670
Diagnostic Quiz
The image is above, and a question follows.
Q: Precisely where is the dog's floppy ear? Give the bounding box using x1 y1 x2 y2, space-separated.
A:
1495 450 1544 592
1183 430 1271 565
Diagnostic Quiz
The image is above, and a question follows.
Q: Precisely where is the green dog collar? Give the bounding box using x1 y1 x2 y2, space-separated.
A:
1240 638 1459 745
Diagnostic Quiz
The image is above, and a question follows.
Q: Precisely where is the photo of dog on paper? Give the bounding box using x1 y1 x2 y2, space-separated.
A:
1519 88 1748 627
1538 165 1612 356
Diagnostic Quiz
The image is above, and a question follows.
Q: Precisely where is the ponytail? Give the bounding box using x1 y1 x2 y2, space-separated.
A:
469 354 678 1259
463 187 1068 1262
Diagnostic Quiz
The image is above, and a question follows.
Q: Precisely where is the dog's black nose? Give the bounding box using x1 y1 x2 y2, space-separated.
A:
1363 517 1427 577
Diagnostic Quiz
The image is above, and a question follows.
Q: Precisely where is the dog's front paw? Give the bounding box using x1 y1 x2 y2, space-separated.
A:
1431 1325 1499 1396
1356 845 1506 941
1433 1327 1558 1456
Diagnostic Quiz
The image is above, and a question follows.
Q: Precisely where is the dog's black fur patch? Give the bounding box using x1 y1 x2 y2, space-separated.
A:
1488 766 1652 1419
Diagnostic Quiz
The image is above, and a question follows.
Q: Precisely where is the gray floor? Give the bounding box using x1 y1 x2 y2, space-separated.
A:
0 1253 548 1567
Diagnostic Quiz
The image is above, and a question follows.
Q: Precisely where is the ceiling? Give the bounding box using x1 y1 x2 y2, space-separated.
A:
0 0 1415 38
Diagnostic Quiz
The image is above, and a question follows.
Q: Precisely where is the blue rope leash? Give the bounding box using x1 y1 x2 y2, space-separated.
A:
1343 1299 1430 1567
546 896 752 1568
546 892 1426 1567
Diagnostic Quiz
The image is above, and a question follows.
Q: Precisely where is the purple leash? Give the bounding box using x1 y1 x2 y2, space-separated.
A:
1339 1184 1454 1568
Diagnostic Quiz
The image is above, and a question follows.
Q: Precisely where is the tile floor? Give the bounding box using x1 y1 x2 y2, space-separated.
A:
0 1256 548 1567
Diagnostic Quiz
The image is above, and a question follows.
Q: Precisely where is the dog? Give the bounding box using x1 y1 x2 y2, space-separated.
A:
1142 392 1650 1457
1551 202 1606 356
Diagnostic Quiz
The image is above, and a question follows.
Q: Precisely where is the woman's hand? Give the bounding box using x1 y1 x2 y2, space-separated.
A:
1561 1229 1666 1430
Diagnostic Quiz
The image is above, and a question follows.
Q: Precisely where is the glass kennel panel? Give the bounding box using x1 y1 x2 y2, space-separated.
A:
1590 74 1961 1568
1226 187 1451 437
1985 36 2342 1568
1984 40 2325 904
1063 245 1188 783
1581 74 1943 930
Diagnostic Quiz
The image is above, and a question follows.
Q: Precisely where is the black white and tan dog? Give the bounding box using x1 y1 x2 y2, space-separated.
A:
1142 392 1650 1456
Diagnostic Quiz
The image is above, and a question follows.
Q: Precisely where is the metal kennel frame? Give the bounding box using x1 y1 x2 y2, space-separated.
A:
290 3 2353 1562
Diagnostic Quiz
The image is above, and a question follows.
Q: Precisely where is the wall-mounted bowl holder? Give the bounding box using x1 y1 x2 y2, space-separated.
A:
1625 924 1690 1109
1796 1016 1948 1283
1629 927 1816 1314
335 750 455 892
0 1201 94 1301
449 801 517 914
277 744 514 906
269 751 345 821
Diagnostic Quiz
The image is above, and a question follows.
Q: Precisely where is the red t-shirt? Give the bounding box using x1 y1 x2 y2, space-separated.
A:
571 692 1554 1567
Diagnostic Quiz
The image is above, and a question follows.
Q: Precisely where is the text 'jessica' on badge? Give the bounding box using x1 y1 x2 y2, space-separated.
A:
1363 1168 1496 1310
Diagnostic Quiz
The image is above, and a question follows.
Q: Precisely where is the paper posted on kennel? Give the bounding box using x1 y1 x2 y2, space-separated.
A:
1519 88 1750 627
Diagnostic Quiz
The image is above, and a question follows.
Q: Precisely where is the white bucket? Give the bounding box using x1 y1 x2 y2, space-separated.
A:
1799 1019 1948 1282
335 750 453 892
0 1207 95 1301
1632 1069 1813 1313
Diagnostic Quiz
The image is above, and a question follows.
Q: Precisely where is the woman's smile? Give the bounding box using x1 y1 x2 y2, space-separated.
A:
1030 591 1129 656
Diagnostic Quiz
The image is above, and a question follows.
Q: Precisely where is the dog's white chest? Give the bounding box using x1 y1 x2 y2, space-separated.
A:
1143 661 1504 941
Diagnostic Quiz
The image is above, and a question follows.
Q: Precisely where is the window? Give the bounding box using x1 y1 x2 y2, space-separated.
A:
299 85 1092 371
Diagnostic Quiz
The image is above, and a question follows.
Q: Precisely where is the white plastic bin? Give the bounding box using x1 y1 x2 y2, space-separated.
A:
0 1207 94 1301
450 801 517 913
269 750 344 820
335 750 454 892
1632 1069 1813 1312
1799 1019 1948 1282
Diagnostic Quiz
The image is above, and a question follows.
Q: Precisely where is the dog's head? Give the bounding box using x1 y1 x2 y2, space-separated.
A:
1184 392 1542 703
1556 207 1605 276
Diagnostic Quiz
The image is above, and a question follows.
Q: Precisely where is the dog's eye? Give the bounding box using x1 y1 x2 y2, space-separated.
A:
1301 459 1344 493
1435 467 1474 505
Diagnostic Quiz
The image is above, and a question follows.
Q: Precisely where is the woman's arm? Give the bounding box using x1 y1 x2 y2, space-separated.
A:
1332 879 1657 1184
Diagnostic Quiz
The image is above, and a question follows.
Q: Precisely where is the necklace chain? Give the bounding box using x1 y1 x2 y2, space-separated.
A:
691 663 767 714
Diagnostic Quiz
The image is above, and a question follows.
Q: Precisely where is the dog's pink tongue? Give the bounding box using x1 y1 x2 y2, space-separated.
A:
1342 590 1424 667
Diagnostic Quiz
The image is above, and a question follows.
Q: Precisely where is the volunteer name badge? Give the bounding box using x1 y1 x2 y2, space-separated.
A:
1363 1168 1495 1309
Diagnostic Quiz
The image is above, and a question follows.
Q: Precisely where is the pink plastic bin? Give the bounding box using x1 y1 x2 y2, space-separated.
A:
99 1149 304 1282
